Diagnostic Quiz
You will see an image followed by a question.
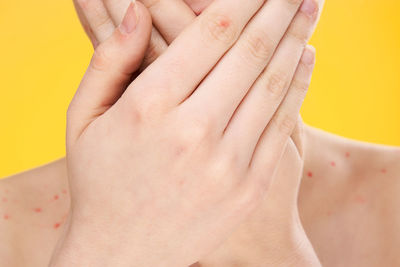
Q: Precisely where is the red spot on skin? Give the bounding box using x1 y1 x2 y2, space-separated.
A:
34 208 42 213
381 168 387 174
307 171 313 178
54 222 61 229
53 195 59 200
3 214 10 220
354 195 367 204
62 189 68 195
2 197 7 203
219 19 230 28
345 152 350 158
327 211 333 216
330 161 336 167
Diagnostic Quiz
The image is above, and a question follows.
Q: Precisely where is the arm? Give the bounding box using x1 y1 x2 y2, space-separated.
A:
51 0 320 265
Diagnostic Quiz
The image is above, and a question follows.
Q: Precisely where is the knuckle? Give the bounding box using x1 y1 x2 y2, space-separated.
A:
125 93 158 124
126 86 167 121
287 27 308 44
243 30 274 63
234 180 266 214
264 71 290 99
285 0 304 6
185 119 213 142
274 114 297 136
76 0 90 10
175 117 214 149
131 98 154 122
210 161 231 179
292 79 310 94
201 12 237 46
91 45 112 72
129 104 144 125
208 159 237 188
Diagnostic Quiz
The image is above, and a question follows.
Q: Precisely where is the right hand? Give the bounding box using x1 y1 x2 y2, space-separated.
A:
53 0 320 266
72 0 317 161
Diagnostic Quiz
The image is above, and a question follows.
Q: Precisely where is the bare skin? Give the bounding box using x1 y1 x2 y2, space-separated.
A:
4 0 321 265
300 128 400 267
1 126 399 266
1 0 399 266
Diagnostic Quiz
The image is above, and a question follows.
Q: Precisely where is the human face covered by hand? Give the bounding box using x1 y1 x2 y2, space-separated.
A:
58 0 323 266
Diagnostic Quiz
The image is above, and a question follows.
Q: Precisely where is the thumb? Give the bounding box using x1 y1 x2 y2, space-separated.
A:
67 0 152 142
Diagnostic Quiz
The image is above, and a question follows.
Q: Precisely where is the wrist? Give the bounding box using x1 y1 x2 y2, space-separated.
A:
49 212 186 267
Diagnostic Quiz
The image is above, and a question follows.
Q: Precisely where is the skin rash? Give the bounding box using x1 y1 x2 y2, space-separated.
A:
1 0 399 266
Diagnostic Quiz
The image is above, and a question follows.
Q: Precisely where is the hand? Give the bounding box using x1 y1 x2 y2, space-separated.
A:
73 0 314 155
52 0 320 266
73 0 312 162
197 123 322 266
72 0 323 265
73 0 198 68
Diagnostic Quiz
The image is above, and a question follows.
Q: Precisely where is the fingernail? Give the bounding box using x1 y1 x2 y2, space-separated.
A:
119 0 139 35
300 0 318 18
301 46 315 65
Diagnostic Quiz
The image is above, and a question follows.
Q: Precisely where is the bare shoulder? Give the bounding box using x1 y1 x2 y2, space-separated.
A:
0 158 69 267
302 125 400 191
299 126 400 267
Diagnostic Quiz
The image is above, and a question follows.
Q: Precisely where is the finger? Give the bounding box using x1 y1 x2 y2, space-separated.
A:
291 115 305 159
268 139 303 207
122 0 269 111
140 0 303 149
222 0 320 163
74 0 116 43
141 28 169 70
101 0 170 68
68 1 152 142
241 139 302 216
184 0 316 134
103 0 131 25
73 0 100 48
248 46 315 183
140 0 196 44
183 0 213 14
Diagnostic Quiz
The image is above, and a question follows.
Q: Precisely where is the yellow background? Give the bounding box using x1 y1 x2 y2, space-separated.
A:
0 0 399 177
